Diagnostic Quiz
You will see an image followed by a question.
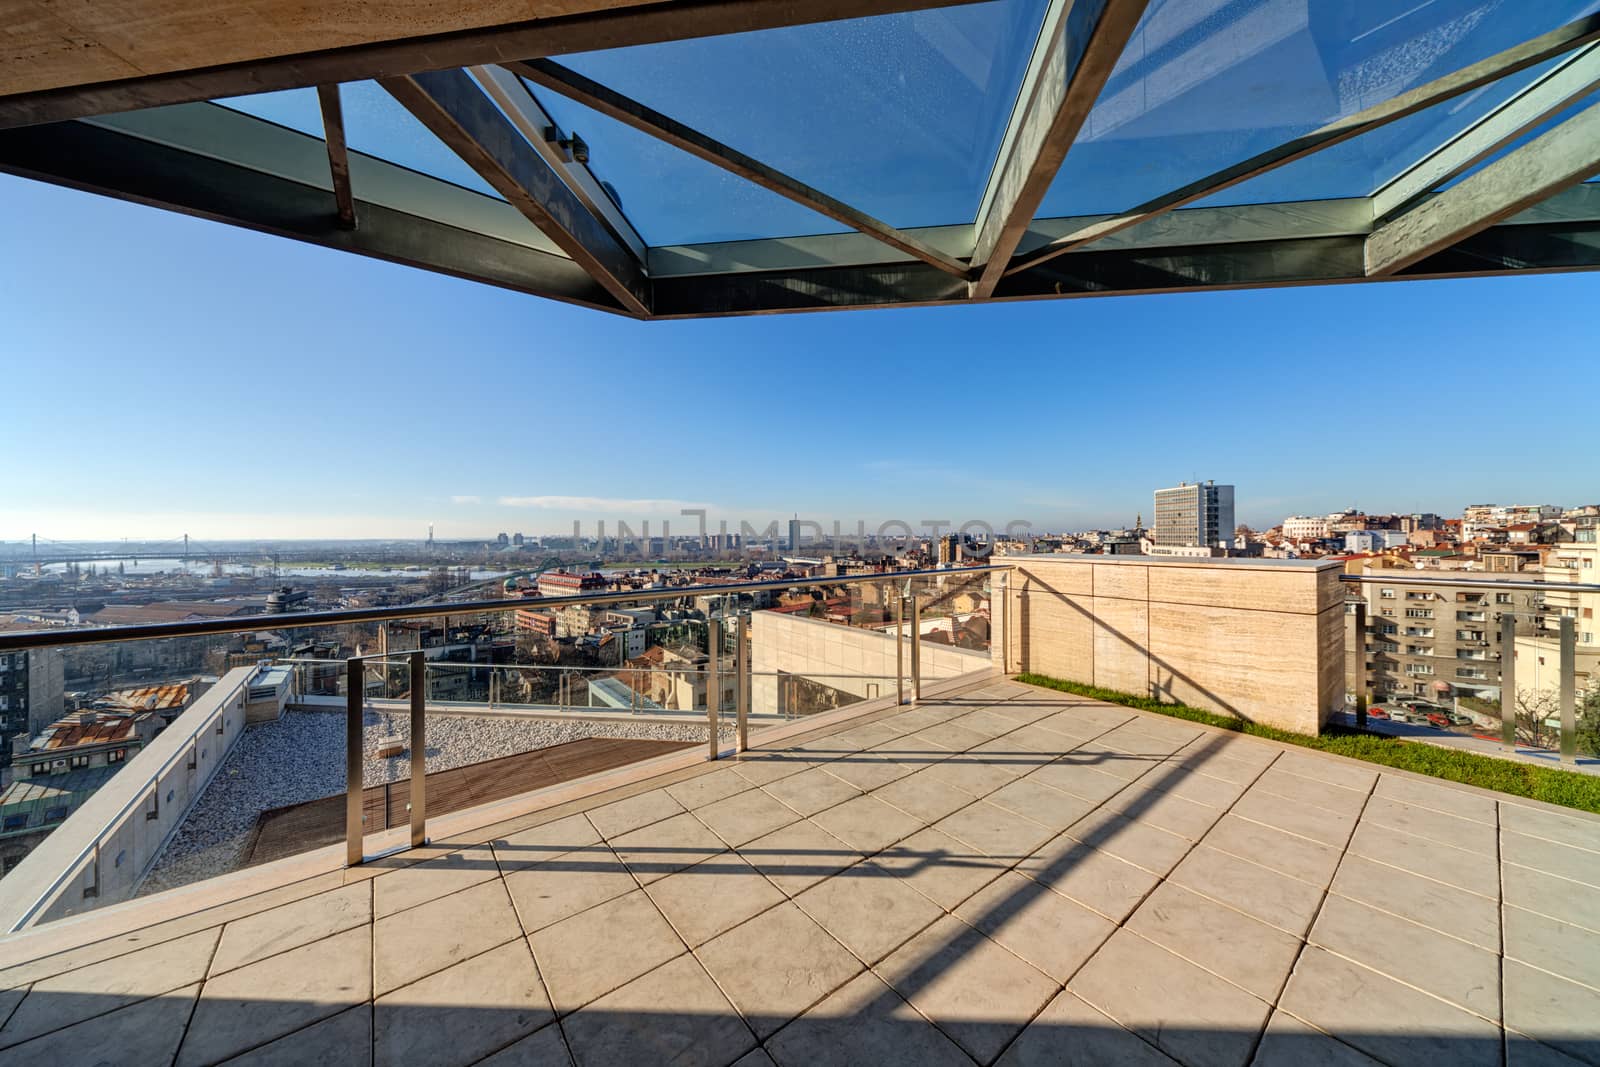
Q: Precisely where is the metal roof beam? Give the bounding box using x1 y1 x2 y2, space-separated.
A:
968 0 1149 298
381 68 651 316
315 84 356 230
1007 11 1600 275
510 59 969 276
1365 101 1600 276
1372 42 1600 221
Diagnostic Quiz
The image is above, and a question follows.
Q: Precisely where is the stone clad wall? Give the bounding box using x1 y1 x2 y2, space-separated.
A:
1004 556 1345 735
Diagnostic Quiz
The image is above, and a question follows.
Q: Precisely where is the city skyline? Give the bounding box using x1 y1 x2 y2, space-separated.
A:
6 173 1598 543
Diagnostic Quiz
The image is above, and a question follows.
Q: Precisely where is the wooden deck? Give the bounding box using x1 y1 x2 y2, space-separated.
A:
244 737 695 866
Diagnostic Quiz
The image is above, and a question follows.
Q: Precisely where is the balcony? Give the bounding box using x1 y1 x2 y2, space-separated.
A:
2 673 1596 1067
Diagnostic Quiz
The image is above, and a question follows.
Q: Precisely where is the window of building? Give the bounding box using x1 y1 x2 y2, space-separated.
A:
2 814 28 832
107 749 126 764
1496 593 1513 604
69 754 89 769
43 806 68 823
1380 589 1395 599
1405 608 1433 618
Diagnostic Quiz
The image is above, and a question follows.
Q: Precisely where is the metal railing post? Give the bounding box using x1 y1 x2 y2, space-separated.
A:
1559 615 1577 765
910 594 922 703
736 614 750 753
346 658 364 866
706 617 721 760
895 594 906 705
1500 613 1517 754
409 651 427 848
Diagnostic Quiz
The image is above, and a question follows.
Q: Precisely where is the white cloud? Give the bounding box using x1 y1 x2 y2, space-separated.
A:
497 495 715 513
450 495 482 505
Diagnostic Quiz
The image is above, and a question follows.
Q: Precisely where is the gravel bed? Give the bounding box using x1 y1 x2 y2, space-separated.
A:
139 709 727 897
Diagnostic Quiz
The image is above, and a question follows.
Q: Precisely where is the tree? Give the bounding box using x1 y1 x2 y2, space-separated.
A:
1576 684 1600 758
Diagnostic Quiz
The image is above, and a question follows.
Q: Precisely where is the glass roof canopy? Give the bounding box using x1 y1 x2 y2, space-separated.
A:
5 0 1600 318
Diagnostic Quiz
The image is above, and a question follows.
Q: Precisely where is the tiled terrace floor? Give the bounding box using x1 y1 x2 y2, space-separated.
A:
2 678 1599 1066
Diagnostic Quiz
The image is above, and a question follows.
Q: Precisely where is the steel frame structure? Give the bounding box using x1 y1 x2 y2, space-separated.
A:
3 2 1600 319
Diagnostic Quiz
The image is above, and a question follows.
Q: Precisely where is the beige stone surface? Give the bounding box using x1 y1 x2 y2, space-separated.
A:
697 903 861 1039
793 862 943 964
211 882 369 975
374 878 519 995
528 890 684 1014
374 939 552 1067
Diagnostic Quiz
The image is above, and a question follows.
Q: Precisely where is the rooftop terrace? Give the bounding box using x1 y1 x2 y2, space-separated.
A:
1 676 1596 1067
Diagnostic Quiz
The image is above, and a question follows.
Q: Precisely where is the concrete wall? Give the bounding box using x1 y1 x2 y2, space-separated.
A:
1005 555 1345 735
751 611 990 714
0 666 256 930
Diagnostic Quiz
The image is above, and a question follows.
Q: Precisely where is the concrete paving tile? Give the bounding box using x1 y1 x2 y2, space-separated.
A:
0 983 197 1067
1505 960 1600 1066
731 1048 776 1067
823 752 917 792
871 768 979 824
1376 774 1497 825
665 767 756 810
504 848 637 932
741 817 862 896
1065 745 1162 782
794 862 944 965
1169 748 1271 787
868 827 1008 909
1070 928 1271 1067
1505 1033 1595 1067
373 846 499 916
375 939 552 1067
1250 768 1367 818
760 767 861 817
1140 768 1248 809
1310 893 1501 1020
177 926 370 1067
953 708 1025 739
764 970 972 1067
934 799 1054 859
211 883 369 975
984 776 1096 831
644 852 785 948
1329 853 1500 950
1032 709 1130 740
996 989 1181 1067
1128 882 1302 1002
834 721 907 750
1231 789 1355 848
696 789 803 848
1250 1010 1385 1067
476 1023 572 1067
1349 822 1499 898
697 902 862 1039
729 752 816 786
1361 795 1497 856
1505 906 1600 993
0 927 217 1049
955 870 1115 983
0 990 19 1034
1064 808 1193 876
609 812 727 885
1502 831 1600 890
528 890 684 1014
1279 946 1501 1067
811 794 925 854
1019 839 1161 923
1169 846 1325 937
1500 803 1600 852
1204 813 1342 886
1105 786 1225 840
916 721 992 752
221 1003 370 1067
493 814 603 870
1272 753 1376 793
965 737 1048 777
562 955 754 1067
374 877 520 995
925 756 1019 797
1027 761 1131 803
587 789 685 839
876 915 1057 1064
1000 722 1080 754
1505 862 1600 934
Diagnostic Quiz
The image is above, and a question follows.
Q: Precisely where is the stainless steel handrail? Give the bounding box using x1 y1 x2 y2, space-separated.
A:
0 565 1009 652
1339 573 1600 594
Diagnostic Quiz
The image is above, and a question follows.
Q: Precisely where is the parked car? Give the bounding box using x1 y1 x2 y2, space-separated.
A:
1447 712 1474 727
1384 706 1413 723
1425 711 1451 729
1367 707 1390 720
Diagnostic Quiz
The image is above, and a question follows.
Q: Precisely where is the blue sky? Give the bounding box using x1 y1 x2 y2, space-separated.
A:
3 172 1597 543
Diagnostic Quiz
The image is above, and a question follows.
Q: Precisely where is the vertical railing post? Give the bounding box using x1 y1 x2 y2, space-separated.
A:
1352 602 1368 730
409 651 426 848
1500 613 1517 754
706 618 721 760
346 658 364 866
1559 614 1577 765
910 594 922 703
895 594 906 706
736 613 750 753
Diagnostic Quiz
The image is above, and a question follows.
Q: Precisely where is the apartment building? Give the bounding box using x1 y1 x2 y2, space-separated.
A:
1360 571 1545 704
0 649 64 779
1153 481 1235 548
